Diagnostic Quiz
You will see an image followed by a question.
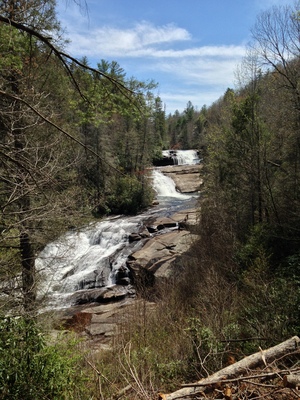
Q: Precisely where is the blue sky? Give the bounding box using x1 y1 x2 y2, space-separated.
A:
57 0 296 114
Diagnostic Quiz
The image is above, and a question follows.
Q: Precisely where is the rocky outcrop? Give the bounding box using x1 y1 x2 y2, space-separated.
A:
59 298 157 349
69 285 135 306
160 164 203 193
127 209 198 282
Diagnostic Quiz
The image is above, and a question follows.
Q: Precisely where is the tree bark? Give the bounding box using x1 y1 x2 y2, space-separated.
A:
20 230 36 312
283 374 300 389
158 336 300 400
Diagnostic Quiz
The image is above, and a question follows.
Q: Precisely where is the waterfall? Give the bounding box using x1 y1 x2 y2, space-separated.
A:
37 216 143 309
37 150 200 310
152 169 191 199
176 150 200 165
162 149 200 165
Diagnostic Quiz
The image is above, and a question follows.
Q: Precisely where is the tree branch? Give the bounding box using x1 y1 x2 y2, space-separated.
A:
0 90 125 176
0 16 139 108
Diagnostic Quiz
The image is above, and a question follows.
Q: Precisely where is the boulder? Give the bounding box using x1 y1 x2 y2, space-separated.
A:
128 229 151 243
60 298 157 343
128 230 193 279
127 208 199 280
154 217 178 230
87 322 117 337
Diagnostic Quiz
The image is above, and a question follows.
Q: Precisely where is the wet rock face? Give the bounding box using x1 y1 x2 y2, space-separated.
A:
128 229 151 242
115 266 131 285
153 156 175 166
76 269 109 290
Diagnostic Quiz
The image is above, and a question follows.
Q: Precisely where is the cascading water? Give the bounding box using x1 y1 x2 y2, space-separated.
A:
162 149 200 165
37 215 144 309
37 150 200 310
176 149 200 165
152 169 190 199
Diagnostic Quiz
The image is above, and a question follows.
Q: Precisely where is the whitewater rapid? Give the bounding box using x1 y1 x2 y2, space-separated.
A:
37 150 200 310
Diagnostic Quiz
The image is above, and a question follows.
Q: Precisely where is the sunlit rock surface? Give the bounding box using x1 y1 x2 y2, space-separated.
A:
128 208 198 280
159 164 203 193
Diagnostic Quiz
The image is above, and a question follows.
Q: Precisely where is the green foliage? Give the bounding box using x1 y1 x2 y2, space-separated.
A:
185 318 225 376
235 224 269 270
0 317 88 400
236 244 299 341
234 224 300 339
107 174 154 215
0 25 26 73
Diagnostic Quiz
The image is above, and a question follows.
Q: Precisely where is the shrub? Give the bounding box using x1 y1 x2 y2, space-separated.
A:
0 316 89 400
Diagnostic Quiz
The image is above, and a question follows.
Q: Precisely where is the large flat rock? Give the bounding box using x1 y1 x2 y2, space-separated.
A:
159 164 203 193
128 208 199 279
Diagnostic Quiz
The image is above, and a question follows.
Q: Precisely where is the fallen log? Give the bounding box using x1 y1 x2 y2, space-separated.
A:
158 336 300 400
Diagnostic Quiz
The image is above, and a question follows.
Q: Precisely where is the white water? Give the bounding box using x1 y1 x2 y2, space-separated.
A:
37 150 200 310
152 169 192 199
37 216 143 308
162 149 199 165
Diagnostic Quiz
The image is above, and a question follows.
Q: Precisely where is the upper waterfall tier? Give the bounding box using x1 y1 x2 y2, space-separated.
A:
155 149 200 166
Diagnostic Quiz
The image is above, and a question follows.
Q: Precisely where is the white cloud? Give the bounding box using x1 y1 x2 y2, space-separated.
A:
58 13 247 112
136 44 245 59
65 20 245 61
135 21 191 45
141 49 243 95
65 21 191 57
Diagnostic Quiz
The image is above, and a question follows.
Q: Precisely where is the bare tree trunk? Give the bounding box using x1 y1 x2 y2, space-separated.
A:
20 229 36 312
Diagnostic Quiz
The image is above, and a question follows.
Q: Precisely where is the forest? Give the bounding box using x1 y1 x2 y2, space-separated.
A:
0 1 299 399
